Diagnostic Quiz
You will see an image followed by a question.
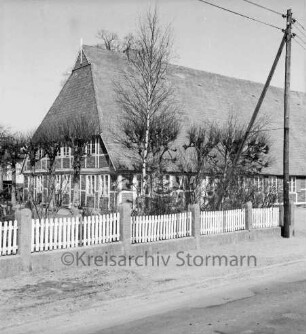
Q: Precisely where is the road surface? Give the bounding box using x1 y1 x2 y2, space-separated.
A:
96 266 306 334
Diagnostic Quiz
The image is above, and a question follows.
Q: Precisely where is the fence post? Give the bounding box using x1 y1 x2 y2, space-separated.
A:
15 208 32 272
289 201 295 237
188 204 200 248
118 203 131 253
244 201 252 231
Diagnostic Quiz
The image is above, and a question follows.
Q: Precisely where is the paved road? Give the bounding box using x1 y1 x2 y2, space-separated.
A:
98 269 306 334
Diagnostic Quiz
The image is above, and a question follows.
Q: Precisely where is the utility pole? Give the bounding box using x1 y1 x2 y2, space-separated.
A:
283 8 293 238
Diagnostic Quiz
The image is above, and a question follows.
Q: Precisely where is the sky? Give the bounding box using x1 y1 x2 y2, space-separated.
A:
0 0 305 132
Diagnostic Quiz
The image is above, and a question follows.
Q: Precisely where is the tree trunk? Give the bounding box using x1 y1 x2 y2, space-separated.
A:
142 82 152 199
142 113 150 197
29 172 34 202
73 175 80 207
11 162 17 206
0 166 3 193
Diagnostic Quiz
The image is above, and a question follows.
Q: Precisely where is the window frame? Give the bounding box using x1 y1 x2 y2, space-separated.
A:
86 175 95 195
63 146 70 157
99 175 110 197
289 176 296 193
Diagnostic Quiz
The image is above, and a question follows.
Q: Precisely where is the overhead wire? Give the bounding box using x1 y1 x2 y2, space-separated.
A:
295 34 306 46
197 0 284 31
241 0 283 17
293 38 306 51
293 23 306 39
295 19 306 32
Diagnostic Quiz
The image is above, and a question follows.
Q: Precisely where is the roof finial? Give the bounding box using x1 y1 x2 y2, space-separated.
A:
80 38 83 64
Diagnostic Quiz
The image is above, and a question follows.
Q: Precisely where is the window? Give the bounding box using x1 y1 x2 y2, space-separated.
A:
35 149 44 160
99 175 110 196
62 175 71 193
86 138 98 155
55 175 61 192
269 176 277 192
91 139 96 154
174 176 184 190
36 175 43 193
254 176 263 191
290 176 296 193
86 175 95 195
63 146 70 157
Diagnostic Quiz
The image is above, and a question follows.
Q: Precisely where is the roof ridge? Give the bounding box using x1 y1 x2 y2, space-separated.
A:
170 63 306 96
83 44 306 95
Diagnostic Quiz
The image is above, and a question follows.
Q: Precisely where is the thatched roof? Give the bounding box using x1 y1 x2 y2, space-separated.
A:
36 45 306 176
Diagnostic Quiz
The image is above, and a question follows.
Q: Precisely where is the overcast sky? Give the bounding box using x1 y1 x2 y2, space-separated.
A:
0 0 305 132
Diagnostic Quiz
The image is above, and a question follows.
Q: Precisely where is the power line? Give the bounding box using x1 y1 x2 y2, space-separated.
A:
295 34 306 46
197 0 284 31
293 38 306 51
293 23 306 39
241 0 283 17
295 19 306 32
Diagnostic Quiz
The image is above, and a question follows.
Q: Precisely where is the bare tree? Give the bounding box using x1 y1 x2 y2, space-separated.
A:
0 125 9 194
97 29 119 51
22 130 40 203
210 116 271 210
33 121 63 212
121 33 136 59
181 115 272 210
199 115 271 210
1 131 28 206
61 115 99 207
115 8 179 210
181 123 220 205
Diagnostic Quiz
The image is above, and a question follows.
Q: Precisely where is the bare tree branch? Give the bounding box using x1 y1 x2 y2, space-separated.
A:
97 29 119 51
114 9 180 212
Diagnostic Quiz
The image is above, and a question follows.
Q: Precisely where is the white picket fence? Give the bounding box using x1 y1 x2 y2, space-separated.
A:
31 213 120 252
131 212 192 244
201 209 245 235
82 214 120 247
0 220 18 256
252 207 279 228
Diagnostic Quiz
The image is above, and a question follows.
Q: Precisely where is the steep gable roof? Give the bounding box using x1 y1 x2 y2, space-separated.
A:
83 45 306 176
37 45 306 176
35 52 100 139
